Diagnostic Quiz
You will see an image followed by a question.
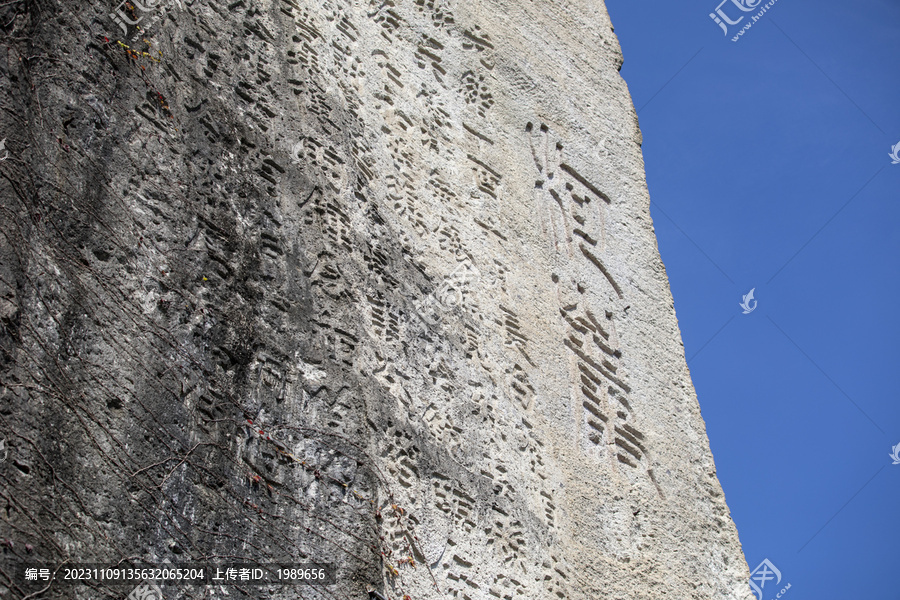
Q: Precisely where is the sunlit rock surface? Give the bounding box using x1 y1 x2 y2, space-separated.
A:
0 0 752 598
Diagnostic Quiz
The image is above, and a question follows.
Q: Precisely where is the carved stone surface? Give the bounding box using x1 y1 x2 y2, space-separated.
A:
0 0 753 598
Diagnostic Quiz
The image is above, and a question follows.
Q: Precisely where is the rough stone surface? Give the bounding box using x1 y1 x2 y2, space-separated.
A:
0 0 753 598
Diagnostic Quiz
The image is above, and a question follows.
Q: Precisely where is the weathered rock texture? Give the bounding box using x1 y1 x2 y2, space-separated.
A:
0 0 753 598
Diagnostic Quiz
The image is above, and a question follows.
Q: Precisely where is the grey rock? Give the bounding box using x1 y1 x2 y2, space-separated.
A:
0 0 752 598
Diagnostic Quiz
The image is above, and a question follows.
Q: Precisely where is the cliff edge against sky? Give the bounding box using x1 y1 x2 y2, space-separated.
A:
0 0 752 598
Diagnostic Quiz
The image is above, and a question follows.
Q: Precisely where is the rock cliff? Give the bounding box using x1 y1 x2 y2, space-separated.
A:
0 0 753 598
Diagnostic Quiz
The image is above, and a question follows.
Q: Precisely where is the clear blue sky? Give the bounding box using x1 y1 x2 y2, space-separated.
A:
605 1 900 598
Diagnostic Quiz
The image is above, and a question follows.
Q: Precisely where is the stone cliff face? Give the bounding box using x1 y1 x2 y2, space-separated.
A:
0 0 752 598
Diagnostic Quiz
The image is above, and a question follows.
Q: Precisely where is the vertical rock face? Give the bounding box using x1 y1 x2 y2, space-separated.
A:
0 0 752 598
